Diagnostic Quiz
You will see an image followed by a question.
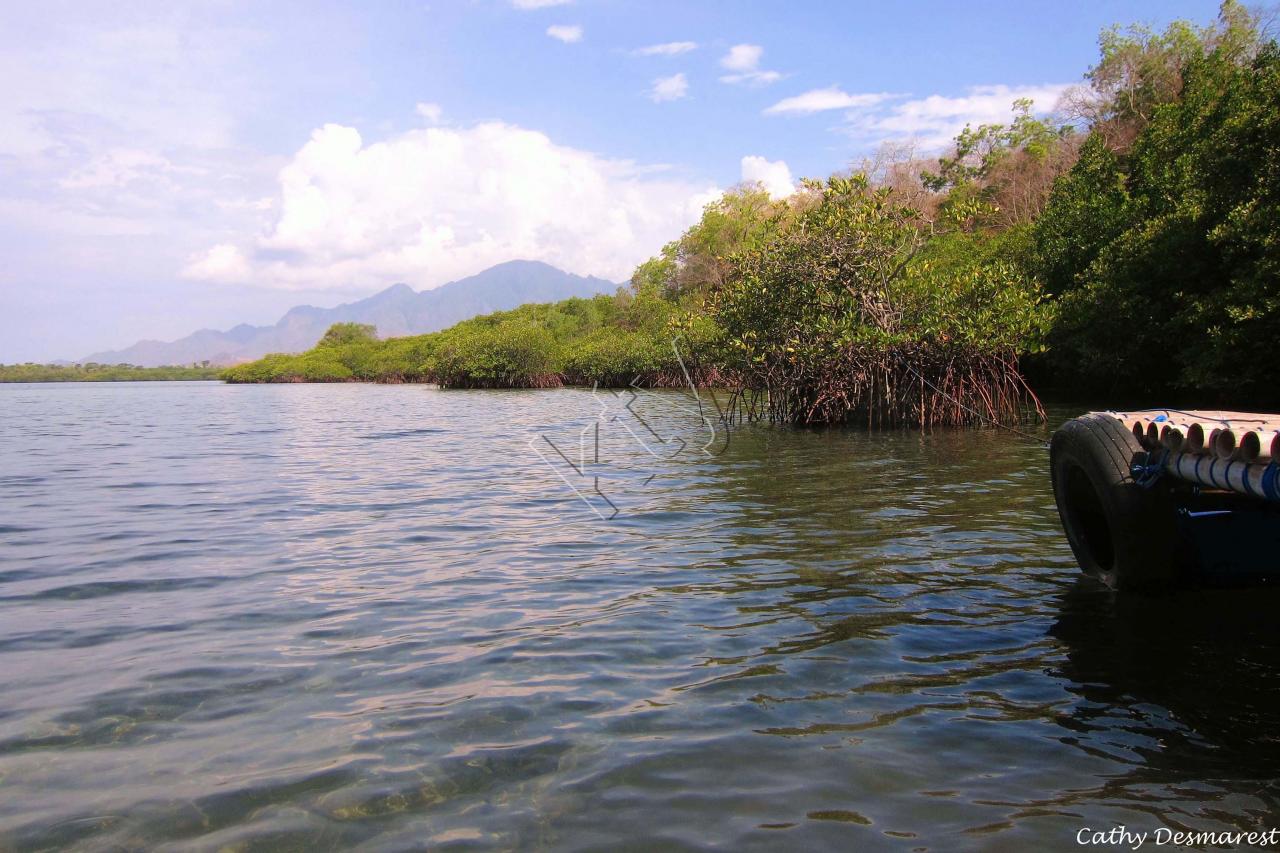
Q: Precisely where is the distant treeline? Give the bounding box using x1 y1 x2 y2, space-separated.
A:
0 363 223 382
222 301 725 387
228 2 1279 420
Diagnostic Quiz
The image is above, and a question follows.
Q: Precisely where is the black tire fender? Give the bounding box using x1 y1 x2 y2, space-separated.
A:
1050 413 1185 590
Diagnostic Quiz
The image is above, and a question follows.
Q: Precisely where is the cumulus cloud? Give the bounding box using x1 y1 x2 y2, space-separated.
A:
632 41 697 56
740 155 793 198
546 24 583 43
649 73 689 103
846 84 1071 149
183 243 252 282
721 44 762 72
183 121 720 291
719 43 781 85
512 0 572 8
415 102 443 123
764 87 892 116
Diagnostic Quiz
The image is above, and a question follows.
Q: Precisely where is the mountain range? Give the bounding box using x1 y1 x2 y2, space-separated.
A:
82 261 619 367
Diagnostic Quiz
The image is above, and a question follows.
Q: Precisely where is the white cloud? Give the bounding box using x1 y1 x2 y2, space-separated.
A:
846 84 1071 149
512 0 572 8
718 44 781 86
649 73 689 103
415 102 443 123
722 70 781 86
546 24 583 43
183 120 721 290
0 24 247 161
0 10 281 313
720 44 762 72
765 87 892 116
632 41 697 56
183 243 252 282
58 148 178 190
215 196 275 213
740 155 793 198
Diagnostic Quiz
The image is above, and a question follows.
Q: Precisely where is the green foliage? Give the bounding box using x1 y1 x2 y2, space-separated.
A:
921 100 1076 229
223 321 439 383
1031 134 1129 297
223 292 686 388
0 363 224 382
295 355 354 382
1081 1 1260 149
220 351 355 383
317 322 378 348
906 232 1052 353
562 329 672 386
1034 9 1280 403
224 2 1277 415
367 336 438 382
717 175 926 365
221 354 294 383
637 186 785 302
429 320 563 388
225 162 1047 417
1086 19 1212 144
923 100 1066 193
715 175 1044 423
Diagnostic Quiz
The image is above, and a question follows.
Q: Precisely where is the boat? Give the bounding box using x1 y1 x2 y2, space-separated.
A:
1050 410 1280 589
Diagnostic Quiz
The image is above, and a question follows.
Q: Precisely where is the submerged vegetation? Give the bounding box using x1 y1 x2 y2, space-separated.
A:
0 363 223 382
226 3 1279 418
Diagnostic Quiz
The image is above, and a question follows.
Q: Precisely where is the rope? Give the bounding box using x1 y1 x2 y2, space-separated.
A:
1148 408 1268 426
1132 448 1168 488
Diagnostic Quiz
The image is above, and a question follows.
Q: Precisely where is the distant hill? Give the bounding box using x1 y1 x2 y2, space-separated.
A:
81 261 619 367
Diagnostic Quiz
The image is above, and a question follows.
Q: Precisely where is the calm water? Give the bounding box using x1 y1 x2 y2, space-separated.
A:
2 382 1279 851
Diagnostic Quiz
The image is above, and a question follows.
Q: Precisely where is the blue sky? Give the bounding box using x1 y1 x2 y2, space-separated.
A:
0 0 1220 362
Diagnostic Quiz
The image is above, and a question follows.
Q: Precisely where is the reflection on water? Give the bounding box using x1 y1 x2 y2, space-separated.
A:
1 383 1277 850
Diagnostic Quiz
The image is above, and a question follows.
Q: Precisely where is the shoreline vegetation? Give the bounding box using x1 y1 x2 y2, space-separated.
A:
0 363 223 383
13 5 1277 425
224 5 1280 423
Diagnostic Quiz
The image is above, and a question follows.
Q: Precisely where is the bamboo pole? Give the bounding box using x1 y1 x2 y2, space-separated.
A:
1163 451 1280 502
1185 423 1207 454
1160 423 1186 452
1238 429 1280 464
1146 421 1162 448
1214 428 1238 460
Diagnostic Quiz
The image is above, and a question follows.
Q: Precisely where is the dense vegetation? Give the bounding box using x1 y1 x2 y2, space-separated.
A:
1034 4 1280 403
222 299 720 388
709 176 1046 425
226 3 1279 419
0 363 223 382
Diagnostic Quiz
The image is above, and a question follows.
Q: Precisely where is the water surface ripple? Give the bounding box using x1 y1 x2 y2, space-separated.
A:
2 382 1278 850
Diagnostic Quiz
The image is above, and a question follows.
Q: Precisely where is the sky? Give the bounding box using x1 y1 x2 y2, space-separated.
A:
0 0 1222 362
